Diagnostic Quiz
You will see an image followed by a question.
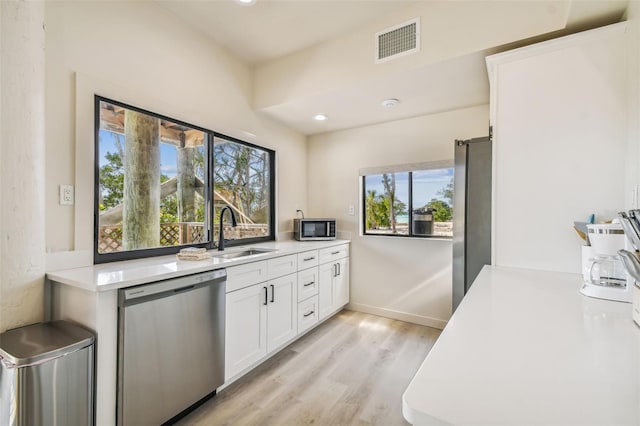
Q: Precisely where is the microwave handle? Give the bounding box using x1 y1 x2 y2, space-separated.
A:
327 222 330 237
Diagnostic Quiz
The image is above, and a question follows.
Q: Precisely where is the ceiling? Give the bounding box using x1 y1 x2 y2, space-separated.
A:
156 0 629 136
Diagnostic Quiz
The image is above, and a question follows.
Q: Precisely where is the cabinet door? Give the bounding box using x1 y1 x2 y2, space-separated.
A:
334 258 349 308
318 261 335 321
266 273 298 352
225 284 267 380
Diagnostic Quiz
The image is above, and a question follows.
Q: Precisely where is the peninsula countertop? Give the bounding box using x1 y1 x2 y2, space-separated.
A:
46 240 350 292
403 265 640 426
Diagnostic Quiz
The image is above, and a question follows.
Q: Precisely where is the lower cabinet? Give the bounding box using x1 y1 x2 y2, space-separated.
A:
225 284 267 380
318 257 350 321
225 245 349 383
225 273 297 380
266 273 298 351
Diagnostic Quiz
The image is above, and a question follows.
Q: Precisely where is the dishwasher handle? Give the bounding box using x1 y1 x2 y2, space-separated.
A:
121 269 226 303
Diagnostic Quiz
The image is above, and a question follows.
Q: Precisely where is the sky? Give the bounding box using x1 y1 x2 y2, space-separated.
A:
100 128 453 209
364 168 453 209
99 129 178 177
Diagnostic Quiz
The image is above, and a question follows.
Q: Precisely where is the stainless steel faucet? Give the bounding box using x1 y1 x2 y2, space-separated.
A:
218 206 237 251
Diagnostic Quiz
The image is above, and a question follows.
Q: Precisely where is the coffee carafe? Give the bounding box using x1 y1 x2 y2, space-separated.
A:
580 223 632 303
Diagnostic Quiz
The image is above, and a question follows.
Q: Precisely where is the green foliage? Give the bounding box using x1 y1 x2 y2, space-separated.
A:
365 189 407 230
99 151 124 211
160 192 178 223
424 199 452 222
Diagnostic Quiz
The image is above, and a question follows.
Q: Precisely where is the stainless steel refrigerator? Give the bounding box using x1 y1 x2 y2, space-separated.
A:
452 134 492 311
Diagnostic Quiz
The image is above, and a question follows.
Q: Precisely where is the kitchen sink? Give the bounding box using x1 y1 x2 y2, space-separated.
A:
214 248 275 260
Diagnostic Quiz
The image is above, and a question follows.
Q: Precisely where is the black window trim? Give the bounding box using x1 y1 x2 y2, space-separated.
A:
360 166 453 239
93 95 276 264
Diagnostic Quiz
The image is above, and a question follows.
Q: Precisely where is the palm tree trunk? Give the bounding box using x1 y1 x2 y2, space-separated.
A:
177 146 196 222
122 110 160 250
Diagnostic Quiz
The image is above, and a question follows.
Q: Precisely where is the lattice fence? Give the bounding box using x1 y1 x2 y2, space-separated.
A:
98 223 208 253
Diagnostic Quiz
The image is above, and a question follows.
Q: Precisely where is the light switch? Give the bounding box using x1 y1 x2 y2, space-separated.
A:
348 205 355 216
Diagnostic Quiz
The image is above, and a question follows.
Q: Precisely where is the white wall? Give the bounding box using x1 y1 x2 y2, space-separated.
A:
44 2 307 262
307 105 489 328
254 1 569 110
0 1 46 332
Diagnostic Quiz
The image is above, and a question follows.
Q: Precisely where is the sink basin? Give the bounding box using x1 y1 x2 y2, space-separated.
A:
214 248 274 260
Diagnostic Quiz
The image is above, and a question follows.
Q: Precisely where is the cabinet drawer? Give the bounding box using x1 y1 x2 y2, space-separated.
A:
297 250 319 270
318 244 349 264
267 255 297 280
226 261 268 293
297 267 319 302
297 295 319 334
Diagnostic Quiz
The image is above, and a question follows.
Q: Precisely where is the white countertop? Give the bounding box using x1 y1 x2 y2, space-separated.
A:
46 240 349 292
403 265 640 426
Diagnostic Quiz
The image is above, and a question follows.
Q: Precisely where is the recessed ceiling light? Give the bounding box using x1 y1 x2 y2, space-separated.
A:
381 98 400 107
313 114 328 121
234 0 256 6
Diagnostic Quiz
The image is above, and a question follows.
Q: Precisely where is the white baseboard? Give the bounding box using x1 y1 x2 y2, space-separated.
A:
346 302 448 330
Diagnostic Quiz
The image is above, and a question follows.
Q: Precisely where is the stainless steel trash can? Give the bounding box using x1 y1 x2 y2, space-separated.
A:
412 208 434 236
0 320 95 426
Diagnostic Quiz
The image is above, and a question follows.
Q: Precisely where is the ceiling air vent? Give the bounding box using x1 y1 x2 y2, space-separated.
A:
375 17 420 64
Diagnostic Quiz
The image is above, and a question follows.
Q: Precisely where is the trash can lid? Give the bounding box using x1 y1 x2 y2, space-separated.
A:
0 320 94 367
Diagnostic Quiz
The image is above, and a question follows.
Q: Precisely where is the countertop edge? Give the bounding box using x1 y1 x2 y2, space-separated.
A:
47 240 350 292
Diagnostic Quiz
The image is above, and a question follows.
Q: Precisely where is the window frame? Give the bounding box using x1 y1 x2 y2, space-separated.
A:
93 96 275 264
210 132 276 250
360 161 454 239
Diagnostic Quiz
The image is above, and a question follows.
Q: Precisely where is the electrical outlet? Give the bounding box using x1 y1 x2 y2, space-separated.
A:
59 185 74 205
348 205 355 216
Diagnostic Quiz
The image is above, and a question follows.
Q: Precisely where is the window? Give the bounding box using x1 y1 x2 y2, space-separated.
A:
361 162 453 238
212 135 274 245
94 96 275 262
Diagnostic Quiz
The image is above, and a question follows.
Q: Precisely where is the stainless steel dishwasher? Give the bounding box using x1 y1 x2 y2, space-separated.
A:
117 269 226 425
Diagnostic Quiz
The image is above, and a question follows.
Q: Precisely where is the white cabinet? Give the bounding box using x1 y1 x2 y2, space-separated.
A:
225 257 298 380
318 245 349 321
297 250 319 270
486 23 628 273
297 266 319 302
225 245 348 382
297 295 319 334
267 254 297 280
334 258 349 308
226 261 268 293
296 249 320 334
266 273 297 351
225 283 267 380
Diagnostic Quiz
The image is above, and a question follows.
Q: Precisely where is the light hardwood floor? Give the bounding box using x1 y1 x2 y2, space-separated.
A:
177 310 441 426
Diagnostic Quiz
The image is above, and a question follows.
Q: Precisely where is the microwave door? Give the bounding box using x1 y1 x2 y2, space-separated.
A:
302 221 323 238
302 222 316 238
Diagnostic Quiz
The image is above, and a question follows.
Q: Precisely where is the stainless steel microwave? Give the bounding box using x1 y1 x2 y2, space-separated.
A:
294 218 336 241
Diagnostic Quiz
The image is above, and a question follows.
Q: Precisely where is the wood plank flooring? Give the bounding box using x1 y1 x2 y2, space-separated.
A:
176 310 441 426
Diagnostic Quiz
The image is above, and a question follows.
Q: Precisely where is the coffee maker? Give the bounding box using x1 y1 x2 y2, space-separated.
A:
580 222 633 303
